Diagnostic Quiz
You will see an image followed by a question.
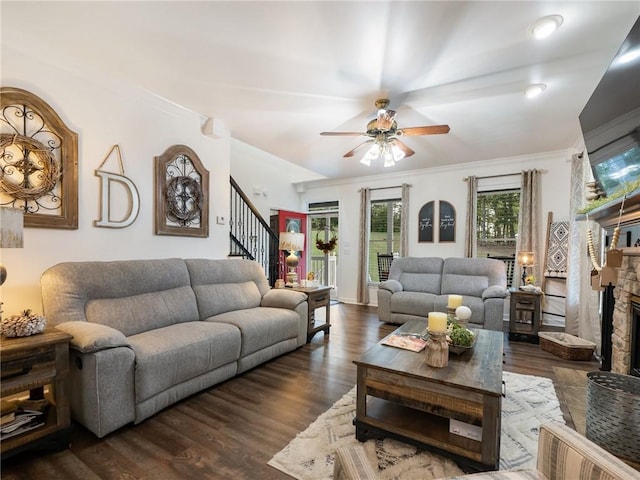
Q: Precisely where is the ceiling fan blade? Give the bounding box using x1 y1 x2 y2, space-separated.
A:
389 138 415 157
320 131 366 136
399 125 450 136
344 140 373 157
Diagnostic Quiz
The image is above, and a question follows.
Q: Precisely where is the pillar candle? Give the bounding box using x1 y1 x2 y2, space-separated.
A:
448 294 463 308
428 312 448 333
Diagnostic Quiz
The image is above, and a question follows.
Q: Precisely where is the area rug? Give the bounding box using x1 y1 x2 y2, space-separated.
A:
268 372 564 480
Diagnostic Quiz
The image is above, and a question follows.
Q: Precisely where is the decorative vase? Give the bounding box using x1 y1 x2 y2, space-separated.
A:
425 331 448 368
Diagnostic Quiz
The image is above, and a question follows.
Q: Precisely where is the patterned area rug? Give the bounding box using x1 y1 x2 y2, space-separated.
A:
268 372 564 480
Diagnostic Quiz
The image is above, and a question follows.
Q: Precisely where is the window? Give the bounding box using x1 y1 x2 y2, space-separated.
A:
369 198 401 282
476 189 520 287
476 189 520 258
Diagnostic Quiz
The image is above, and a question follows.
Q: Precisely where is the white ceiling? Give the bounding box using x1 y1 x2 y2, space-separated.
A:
2 1 639 181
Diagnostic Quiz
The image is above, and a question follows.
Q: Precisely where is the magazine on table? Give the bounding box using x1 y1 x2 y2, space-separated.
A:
383 334 427 352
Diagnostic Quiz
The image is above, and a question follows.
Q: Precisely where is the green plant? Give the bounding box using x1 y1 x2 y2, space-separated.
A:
448 323 474 347
577 180 640 214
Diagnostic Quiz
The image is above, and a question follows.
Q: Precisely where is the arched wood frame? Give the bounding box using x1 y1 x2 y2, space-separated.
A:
154 144 209 237
0 87 78 229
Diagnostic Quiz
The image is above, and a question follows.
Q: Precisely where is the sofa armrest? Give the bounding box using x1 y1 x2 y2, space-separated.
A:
379 279 403 294
333 446 377 480
261 289 307 310
537 423 640 480
56 321 130 353
482 285 508 300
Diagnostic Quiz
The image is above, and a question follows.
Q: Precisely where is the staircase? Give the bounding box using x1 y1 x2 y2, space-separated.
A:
229 177 280 285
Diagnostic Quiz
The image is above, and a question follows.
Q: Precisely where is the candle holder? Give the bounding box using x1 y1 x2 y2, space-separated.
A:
447 307 456 323
425 330 449 368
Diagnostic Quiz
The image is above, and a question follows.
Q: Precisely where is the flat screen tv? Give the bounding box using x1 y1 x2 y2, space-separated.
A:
579 16 640 197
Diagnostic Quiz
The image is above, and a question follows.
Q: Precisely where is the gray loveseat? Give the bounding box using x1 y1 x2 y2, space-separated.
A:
40 258 308 438
377 257 507 330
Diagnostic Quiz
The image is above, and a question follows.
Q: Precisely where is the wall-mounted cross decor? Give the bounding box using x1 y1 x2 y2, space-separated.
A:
154 144 209 237
0 87 78 229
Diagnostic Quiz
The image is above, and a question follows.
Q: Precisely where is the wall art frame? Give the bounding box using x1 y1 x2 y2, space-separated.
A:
154 144 209 237
439 200 456 243
0 86 78 229
418 201 434 243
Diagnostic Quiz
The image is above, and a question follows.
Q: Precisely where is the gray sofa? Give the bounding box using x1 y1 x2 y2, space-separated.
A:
377 257 507 330
40 258 308 438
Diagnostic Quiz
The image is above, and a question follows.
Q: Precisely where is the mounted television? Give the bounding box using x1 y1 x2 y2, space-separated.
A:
579 16 640 197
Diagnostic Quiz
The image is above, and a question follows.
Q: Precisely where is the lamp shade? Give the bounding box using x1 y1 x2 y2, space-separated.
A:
517 251 535 266
279 232 304 252
0 208 24 248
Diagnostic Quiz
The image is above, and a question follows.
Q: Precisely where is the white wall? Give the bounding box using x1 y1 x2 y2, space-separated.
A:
229 139 322 219
299 150 574 305
0 46 232 317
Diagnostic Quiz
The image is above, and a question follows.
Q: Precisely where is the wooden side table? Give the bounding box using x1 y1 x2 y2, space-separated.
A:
509 287 542 343
290 285 332 343
1 328 73 459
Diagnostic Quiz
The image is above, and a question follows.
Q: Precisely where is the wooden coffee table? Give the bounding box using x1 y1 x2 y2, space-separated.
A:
353 320 504 471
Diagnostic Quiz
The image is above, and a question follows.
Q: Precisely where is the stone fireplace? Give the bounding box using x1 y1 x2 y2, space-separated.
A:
612 253 640 376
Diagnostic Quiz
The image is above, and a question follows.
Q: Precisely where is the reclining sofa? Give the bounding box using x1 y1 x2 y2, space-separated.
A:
40 258 308 438
377 257 508 331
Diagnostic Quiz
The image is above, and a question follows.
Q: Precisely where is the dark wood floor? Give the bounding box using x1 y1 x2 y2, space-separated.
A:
1 303 599 479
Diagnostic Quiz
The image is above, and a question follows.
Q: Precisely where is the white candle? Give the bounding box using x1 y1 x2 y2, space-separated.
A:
448 294 463 308
428 312 448 333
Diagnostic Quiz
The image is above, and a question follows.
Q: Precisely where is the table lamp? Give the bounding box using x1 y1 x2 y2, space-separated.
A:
279 232 304 287
517 251 535 285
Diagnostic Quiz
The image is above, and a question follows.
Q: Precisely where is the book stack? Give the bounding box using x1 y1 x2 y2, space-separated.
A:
1 399 48 441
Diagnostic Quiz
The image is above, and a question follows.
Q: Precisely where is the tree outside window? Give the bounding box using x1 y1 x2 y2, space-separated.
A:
369 199 401 282
476 189 520 287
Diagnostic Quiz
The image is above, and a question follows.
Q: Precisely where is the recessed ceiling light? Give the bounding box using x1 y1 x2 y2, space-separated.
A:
525 84 547 99
531 15 564 40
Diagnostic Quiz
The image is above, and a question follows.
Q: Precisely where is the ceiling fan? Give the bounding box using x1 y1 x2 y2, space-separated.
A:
320 99 450 166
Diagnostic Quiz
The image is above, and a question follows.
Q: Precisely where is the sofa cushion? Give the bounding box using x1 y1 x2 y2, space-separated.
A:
391 291 437 317
85 286 199 337
206 307 299 357
127 321 241 403
390 257 444 294
192 281 262 318
441 258 506 297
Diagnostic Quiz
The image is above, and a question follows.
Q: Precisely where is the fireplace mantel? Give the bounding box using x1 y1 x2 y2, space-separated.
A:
576 188 640 229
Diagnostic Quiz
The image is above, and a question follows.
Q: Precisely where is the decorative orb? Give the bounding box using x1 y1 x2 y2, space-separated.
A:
455 306 472 321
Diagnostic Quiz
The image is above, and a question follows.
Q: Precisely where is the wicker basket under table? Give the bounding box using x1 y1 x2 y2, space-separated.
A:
537 331 596 361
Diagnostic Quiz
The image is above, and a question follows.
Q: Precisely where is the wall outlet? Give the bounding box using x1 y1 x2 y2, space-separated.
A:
216 216 226 225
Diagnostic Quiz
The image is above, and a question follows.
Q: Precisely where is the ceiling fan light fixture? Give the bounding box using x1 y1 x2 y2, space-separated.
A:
531 14 563 40
391 144 405 162
525 83 547 99
377 109 396 131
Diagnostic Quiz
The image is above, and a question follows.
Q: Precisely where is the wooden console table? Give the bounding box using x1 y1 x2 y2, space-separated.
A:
290 285 332 343
1 328 73 459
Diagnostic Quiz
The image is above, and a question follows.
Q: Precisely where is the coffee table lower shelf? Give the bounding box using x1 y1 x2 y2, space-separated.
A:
354 397 495 472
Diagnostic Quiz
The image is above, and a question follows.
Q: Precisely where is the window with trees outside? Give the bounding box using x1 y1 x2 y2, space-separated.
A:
476 189 520 286
369 198 401 282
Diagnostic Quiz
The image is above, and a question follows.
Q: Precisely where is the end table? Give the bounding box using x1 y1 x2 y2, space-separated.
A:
290 285 332 343
1 328 73 459
508 287 542 343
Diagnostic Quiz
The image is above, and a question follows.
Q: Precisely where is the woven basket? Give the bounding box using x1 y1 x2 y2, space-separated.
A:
537 332 596 361
586 372 640 464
